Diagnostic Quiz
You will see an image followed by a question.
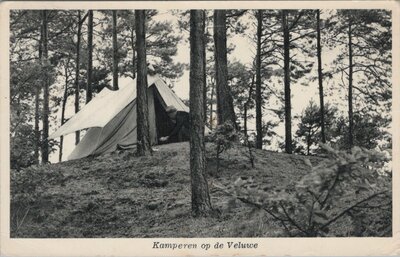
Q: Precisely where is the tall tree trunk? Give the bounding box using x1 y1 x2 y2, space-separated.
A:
190 10 213 217
41 10 49 163
59 65 69 162
255 10 263 149
130 27 136 79
135 10 152 156
35 22 43 164
203 16 207 124
213 10 237 128
282 10 292 154
86 10 93 103
316 10 326 144
348 20 354 148
112 10 119 90
74 11 82 145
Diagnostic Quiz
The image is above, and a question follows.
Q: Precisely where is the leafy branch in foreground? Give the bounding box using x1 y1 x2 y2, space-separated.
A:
215 144 391 236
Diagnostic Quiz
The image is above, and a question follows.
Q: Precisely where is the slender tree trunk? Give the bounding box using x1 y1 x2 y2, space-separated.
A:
243 106 248 136
41 10 49 163
209 81 215 130
135 10 152 156
86 10 93 103
190 10 213 217
130 27 136 79
74 11 82 145
59 65 69 162
255 10 263 149
307 133 311 155
34 90 41 163
282 10 292 154
316 10 326 144
112 10 119 90
213 10 237 128
245 74 255 139
348 20 354 149
35 22 43 164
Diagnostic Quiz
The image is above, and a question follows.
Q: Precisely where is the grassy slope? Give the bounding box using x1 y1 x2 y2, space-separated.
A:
10 142 381 238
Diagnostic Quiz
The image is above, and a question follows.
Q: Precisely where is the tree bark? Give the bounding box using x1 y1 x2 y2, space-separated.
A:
59 65 69 162
213 10 237 128
203 16 207 124
135 10 152 156
130 27 136 79
112 10 119 90
348 20 354 148
35 20 43 164
190 10 213 217
244 74 255 139
41 10 49 163
244 105 248 136
74 10 82 145
255 10 263 149
316 10 326 144
307 128 311 155
282 10 292 154
86 10 93 103
209 80 215 130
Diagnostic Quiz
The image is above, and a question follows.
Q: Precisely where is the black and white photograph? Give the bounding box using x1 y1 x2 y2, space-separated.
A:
1 1 399 256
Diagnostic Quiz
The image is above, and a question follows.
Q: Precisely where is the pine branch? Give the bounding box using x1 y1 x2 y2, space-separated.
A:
79 11 89 26
289 29 316 43
288 10 305 31
319 191 389 230
278 202 309 235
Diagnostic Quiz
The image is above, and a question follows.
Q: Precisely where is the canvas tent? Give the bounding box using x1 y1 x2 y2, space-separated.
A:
50 75 196 160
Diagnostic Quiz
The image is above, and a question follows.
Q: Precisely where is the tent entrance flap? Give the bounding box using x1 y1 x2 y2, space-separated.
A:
154 89 177 141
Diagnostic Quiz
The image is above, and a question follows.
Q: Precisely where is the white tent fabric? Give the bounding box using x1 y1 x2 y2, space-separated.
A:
153 78 189 113
50 76 172 139
50 75 206 160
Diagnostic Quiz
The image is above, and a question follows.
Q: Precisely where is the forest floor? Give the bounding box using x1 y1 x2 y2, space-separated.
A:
10 142 390 238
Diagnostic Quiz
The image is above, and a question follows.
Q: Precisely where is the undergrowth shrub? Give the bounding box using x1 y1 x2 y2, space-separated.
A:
216 144 392 236
208 121 255 173
208 122 238 174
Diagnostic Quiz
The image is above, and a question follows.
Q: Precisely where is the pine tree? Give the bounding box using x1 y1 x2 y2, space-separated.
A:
74 10 82 145
255 10 263 149
214 10 237 128
280 10 316 153
35 16 43 164
135 10 152 156
328 10 392 149
59 61 72 162
347 17 354 148
190 10 213 217
86 10 93 103
112 10 119 90
316 9 326 143
282 10 292 154
41 10 49 163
